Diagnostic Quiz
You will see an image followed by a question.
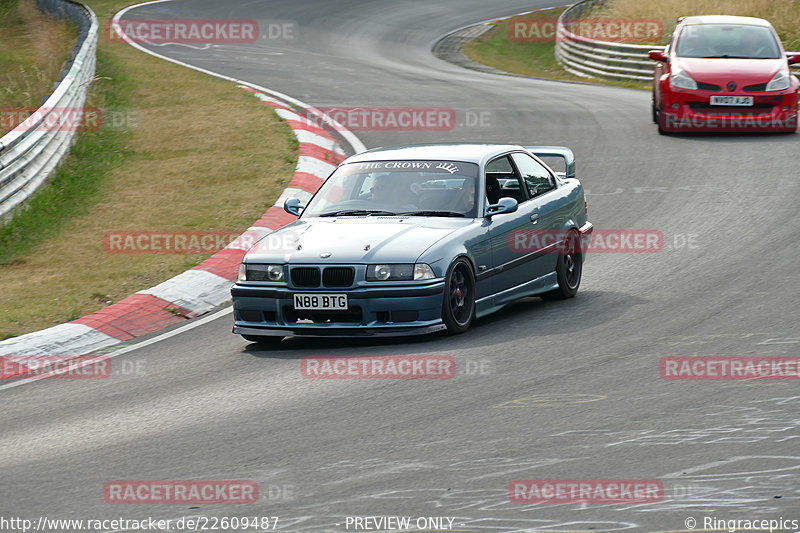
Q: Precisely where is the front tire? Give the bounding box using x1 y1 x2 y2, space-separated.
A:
442 258 475 334
657 104 671 135
651 94 658 124
542 231 582 300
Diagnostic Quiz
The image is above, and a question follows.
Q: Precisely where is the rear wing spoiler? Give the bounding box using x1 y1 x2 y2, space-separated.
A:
524 146 575 179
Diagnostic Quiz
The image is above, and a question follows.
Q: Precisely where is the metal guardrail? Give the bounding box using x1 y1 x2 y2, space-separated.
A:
0 0 98 222
555 0 800 82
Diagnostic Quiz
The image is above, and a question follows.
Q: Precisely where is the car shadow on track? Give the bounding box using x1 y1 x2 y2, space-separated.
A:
242 289 647 359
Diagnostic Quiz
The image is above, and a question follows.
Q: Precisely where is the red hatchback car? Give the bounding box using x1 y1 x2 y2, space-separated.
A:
649 15 800 133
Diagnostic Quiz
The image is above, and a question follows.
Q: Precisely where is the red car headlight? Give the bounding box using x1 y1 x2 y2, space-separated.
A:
670 67 698 90
766 69 791 92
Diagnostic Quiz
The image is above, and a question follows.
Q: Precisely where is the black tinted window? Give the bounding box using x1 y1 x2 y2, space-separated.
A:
512 153 554 197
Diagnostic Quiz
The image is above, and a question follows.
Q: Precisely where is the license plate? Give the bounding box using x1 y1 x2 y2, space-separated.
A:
710 95 753 106
293 294 348 310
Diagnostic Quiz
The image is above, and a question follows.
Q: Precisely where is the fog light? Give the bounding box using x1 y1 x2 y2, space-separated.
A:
671 103 680 109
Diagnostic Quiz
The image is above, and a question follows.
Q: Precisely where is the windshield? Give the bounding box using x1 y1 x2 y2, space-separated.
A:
675 24 782 59
302 160 480 217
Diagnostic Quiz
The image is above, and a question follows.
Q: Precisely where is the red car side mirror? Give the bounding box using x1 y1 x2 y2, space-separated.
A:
649 50 668 62
788 54 800 65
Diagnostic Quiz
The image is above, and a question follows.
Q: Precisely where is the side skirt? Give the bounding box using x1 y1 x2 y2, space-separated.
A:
475 272 558 319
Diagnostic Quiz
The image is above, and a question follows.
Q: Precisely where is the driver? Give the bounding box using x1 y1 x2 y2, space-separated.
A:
740 29 772 57
453 180 484 216
454 185 476 213
370 174 398 203
680 28 709 57
371 174 418 210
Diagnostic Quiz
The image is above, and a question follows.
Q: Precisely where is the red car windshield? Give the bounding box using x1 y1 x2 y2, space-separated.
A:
675 24 782 59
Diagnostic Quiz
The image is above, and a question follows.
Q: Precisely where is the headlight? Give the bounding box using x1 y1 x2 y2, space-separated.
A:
240 264 284 282
366 263 435 281
670 68 697 90
766 69 791 91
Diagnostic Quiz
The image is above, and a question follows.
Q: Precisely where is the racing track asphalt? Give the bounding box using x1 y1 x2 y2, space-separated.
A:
1 1 799 531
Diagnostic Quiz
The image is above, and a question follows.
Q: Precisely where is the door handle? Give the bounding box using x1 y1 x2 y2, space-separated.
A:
530 213 539 223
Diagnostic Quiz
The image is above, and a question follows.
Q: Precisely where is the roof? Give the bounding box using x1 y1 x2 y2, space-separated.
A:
680 15 773 27
344 143 524 165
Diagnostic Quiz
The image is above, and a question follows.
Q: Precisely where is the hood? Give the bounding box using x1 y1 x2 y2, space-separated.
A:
675 57 786 86
245 217 471 264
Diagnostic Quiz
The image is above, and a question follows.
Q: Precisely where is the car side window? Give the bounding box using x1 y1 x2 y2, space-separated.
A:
486 156 513 173
511 153 554 198
485 155 528 205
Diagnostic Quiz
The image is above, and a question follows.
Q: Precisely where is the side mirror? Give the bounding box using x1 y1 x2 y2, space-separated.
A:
649 50 668 62
485 197 518 218
283 197 305 216
788 53 800 65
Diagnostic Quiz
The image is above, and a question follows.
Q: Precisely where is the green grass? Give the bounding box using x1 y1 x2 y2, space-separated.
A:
0 46 131 340
0 0 77 108
0 47 132 266
0 0 296 338
463 7 649 90
0 0 19 16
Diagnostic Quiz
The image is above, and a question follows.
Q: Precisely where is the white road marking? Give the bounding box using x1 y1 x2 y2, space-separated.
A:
0 0 367 384
0 307 232 391
111 2 367 153
149 42 212 50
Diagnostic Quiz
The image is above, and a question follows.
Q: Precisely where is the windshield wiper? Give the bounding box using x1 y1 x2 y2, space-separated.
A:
697 54 752 59
318 209 397 217
396 210 466 217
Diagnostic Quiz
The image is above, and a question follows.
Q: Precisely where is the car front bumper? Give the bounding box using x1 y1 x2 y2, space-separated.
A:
660 88 798 132
231 281 447 338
